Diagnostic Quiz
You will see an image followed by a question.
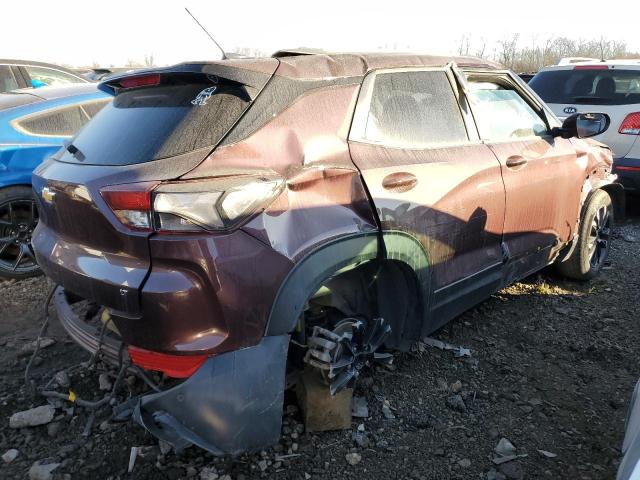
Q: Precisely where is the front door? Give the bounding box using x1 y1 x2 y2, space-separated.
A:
465 73 583 280
348 67 506 332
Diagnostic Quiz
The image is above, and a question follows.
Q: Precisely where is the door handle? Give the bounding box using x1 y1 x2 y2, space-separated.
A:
382 172 418 192
505 156 527 169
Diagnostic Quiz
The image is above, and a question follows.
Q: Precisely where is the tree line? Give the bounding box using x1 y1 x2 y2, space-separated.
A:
459 35 640 72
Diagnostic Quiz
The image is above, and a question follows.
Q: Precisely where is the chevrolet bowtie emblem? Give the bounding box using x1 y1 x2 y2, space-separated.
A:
42 186 56 204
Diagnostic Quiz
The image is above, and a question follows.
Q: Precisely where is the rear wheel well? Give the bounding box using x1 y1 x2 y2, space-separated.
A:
292 258 423 351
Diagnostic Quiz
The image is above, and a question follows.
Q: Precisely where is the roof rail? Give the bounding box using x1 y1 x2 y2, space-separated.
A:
556 57 601 66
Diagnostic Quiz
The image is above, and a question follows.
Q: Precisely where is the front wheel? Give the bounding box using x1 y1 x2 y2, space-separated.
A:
0 186 41 280
556 189 613 281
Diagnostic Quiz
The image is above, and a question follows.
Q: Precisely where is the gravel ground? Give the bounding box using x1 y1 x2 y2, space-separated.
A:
0 203 639 480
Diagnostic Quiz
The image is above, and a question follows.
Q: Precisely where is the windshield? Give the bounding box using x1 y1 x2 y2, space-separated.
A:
64 79 251 165
529 69 640 106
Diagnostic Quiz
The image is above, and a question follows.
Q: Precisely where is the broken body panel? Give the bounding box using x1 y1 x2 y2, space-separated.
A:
32 53 617 455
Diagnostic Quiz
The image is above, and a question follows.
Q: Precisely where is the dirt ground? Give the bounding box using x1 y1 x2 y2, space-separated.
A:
1 203 639 480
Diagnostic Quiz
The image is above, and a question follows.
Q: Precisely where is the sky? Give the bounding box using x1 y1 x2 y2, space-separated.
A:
2 0 639 67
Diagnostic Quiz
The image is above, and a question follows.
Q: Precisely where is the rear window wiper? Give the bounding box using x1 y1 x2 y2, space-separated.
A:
64 140 85 161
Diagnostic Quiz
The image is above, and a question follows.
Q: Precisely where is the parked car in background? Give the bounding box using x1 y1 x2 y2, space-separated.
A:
0 59 88 93
0 83 109 278
32 52 622 455
529 60 640 193
618 379 640 479
518 72 535 83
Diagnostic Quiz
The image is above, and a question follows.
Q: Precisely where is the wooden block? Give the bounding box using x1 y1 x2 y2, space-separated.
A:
296 369 353 432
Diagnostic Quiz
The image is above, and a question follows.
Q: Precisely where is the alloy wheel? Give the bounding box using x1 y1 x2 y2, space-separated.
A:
588 204 611 269
0 198 39 276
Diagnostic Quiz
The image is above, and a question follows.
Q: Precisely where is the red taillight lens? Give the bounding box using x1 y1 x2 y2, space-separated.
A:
118 74 161 89
128 346 207 378
619 113 640 135
573 65 608 70
100 182 158 231
100 190 152 211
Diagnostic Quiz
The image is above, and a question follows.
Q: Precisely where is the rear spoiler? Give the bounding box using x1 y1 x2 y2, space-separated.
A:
98 60 279 98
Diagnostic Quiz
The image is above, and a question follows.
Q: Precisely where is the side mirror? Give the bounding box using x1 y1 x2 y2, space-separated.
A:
552 113 610 139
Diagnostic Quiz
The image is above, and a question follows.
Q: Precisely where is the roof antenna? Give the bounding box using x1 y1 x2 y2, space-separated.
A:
185 7 227 60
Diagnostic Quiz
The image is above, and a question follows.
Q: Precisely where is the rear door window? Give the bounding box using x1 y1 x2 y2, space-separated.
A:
13 98 110 137
351 70 468 148
467 80 548 141
529 68 640 105
66 80 251 165
23 65 85 87
0 65 19 93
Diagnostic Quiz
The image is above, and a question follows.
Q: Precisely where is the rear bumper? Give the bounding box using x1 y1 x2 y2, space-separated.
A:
54 285 289 455
37 224 294 356
54 286 123 364
134 334 289 455
614 157 640 192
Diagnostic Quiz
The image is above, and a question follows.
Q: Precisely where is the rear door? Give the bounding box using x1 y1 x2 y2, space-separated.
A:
348 67 506 330
465 71 583 279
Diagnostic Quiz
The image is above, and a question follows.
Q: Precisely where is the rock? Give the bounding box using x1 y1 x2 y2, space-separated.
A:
54 371 70 389
537 449 557 458
499 461 524 480
159 440 172 455
257 460 268 472
345 452 362 465
528 398 542 407
199 466 219 480
623 234 637 243
381 402 396 420
352 396 369 418
458 458 471 467
2 449 18 463
446 394 467 412
451 380 463 393
19 338 55 356
519 405 533 414
28 463 60 480
353 429 369 448
487 468 507 480
47 421 62 437
186 466 197 478
98 373 112 391
434 448 445 457
495 438 516 457
488 427 500 439
10 405 55 428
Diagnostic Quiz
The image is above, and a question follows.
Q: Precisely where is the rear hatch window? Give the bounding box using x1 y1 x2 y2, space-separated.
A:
63 74 252 165
529 68 640 106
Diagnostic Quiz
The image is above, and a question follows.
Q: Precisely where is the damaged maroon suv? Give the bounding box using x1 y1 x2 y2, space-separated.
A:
32 51 623 455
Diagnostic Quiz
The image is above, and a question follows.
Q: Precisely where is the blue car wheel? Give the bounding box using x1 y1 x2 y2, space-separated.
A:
0 186 40 279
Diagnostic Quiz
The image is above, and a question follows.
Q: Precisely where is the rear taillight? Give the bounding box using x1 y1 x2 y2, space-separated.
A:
619 113 640 135
100 182 158 231
128 346 207 378
153 176 284 233
100 175 284 233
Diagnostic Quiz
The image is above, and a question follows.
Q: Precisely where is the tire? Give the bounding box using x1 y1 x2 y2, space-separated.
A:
0 186 41 280
556 189 613 281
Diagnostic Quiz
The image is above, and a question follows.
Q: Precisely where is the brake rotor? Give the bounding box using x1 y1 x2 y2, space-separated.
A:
304 317 392 395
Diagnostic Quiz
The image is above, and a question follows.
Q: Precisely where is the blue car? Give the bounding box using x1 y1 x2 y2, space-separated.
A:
0 83 110 279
